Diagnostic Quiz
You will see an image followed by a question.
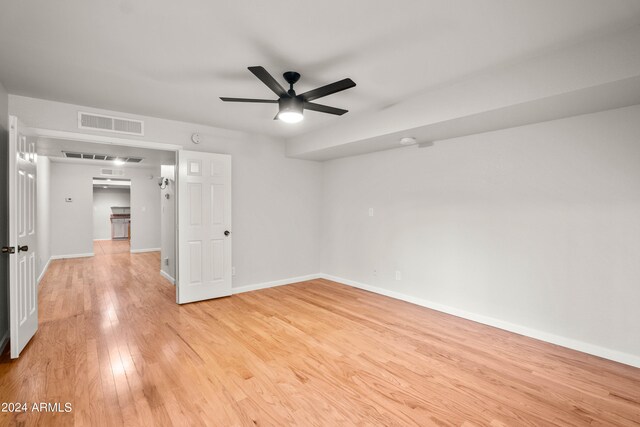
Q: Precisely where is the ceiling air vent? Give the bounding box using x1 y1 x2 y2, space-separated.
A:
78 112 144 136
63 151 144 164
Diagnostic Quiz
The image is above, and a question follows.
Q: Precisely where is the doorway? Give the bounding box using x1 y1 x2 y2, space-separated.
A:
93 178 131 255
34 136 177 281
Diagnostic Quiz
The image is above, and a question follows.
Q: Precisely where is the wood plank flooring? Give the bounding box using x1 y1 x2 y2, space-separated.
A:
93 240 130 255
1 249 639 426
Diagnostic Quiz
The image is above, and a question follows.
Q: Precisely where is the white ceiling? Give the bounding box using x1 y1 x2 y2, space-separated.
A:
1 1 640 138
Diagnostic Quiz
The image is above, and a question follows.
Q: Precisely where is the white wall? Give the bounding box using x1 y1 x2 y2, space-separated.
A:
92 188 130 240
0 80 9 347
49 162 161 257
36 156 51 280
50 162 94 256
10 95 322 287
321 105 640 362
130 172 161 252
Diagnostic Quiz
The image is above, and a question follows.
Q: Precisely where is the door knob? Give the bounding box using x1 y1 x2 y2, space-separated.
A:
18 245 28 253
224 230 231 236
1 246 15 254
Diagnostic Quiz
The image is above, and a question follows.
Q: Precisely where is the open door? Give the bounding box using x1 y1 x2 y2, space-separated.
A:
6 116 38 358
176 150 232 304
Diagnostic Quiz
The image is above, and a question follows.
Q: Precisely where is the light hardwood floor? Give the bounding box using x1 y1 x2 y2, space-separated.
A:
93 240 130 255
1 249 639 426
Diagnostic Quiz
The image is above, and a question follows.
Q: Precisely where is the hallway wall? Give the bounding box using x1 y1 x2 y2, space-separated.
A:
36 156 51 281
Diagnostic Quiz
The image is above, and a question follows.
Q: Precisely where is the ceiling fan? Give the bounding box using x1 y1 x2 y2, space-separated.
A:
220 66 356 123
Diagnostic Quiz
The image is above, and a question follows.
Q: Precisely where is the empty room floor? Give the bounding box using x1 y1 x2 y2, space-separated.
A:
0 252 639 426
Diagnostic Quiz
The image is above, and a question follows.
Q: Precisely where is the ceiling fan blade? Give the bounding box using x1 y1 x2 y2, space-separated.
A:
304 102 348 116
219 97 278 103
299 78 356 102
248 66 289 98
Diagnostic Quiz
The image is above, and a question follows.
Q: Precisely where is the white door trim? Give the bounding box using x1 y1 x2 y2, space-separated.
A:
30 127 182 151
30 126 182 296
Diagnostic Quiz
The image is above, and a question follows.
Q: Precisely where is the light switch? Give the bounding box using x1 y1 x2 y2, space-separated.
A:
368 208 374 217
65 197 73 202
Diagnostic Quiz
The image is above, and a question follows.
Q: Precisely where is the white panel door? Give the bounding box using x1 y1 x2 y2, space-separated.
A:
7 116 38 358
177 150 231 304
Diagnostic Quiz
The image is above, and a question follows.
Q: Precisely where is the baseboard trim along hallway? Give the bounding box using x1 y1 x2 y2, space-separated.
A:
37 257 52 284
159 270 175 284
130 247 161 254
50 252 94 260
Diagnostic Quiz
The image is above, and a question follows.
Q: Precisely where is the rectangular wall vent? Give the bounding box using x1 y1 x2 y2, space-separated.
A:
100 168 126 176
78 112 144 136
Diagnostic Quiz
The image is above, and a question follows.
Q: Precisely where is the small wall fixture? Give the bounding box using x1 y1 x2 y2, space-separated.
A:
399 137 417 146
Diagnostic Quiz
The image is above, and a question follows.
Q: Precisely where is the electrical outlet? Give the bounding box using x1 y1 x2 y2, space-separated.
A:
232 266 236 276
164 258 169 266
373 269 377 277
395 270 402 281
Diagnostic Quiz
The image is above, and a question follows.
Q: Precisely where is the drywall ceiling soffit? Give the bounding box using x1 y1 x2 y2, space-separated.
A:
39 137 175 167
1 1 640 139
292 76 640 161
285 26 640 161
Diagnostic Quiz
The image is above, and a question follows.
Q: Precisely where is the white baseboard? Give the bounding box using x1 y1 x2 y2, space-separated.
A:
130 247 161 254
232 273 322 295
0 330 9 355
51 253 94 260
92 239 112 241
160 270 175 284
37 257 52 284
320 274 640 369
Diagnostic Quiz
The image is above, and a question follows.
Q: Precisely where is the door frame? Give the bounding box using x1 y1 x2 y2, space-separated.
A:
30 127 183 288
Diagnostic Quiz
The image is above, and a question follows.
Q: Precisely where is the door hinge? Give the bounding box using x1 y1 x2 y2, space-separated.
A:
2 246 16 254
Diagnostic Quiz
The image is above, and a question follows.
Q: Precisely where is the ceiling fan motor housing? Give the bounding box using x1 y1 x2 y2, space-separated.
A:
278 96 303 115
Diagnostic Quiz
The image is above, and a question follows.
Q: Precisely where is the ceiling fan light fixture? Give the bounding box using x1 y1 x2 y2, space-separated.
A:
278 111 304 123
277 97 304 123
